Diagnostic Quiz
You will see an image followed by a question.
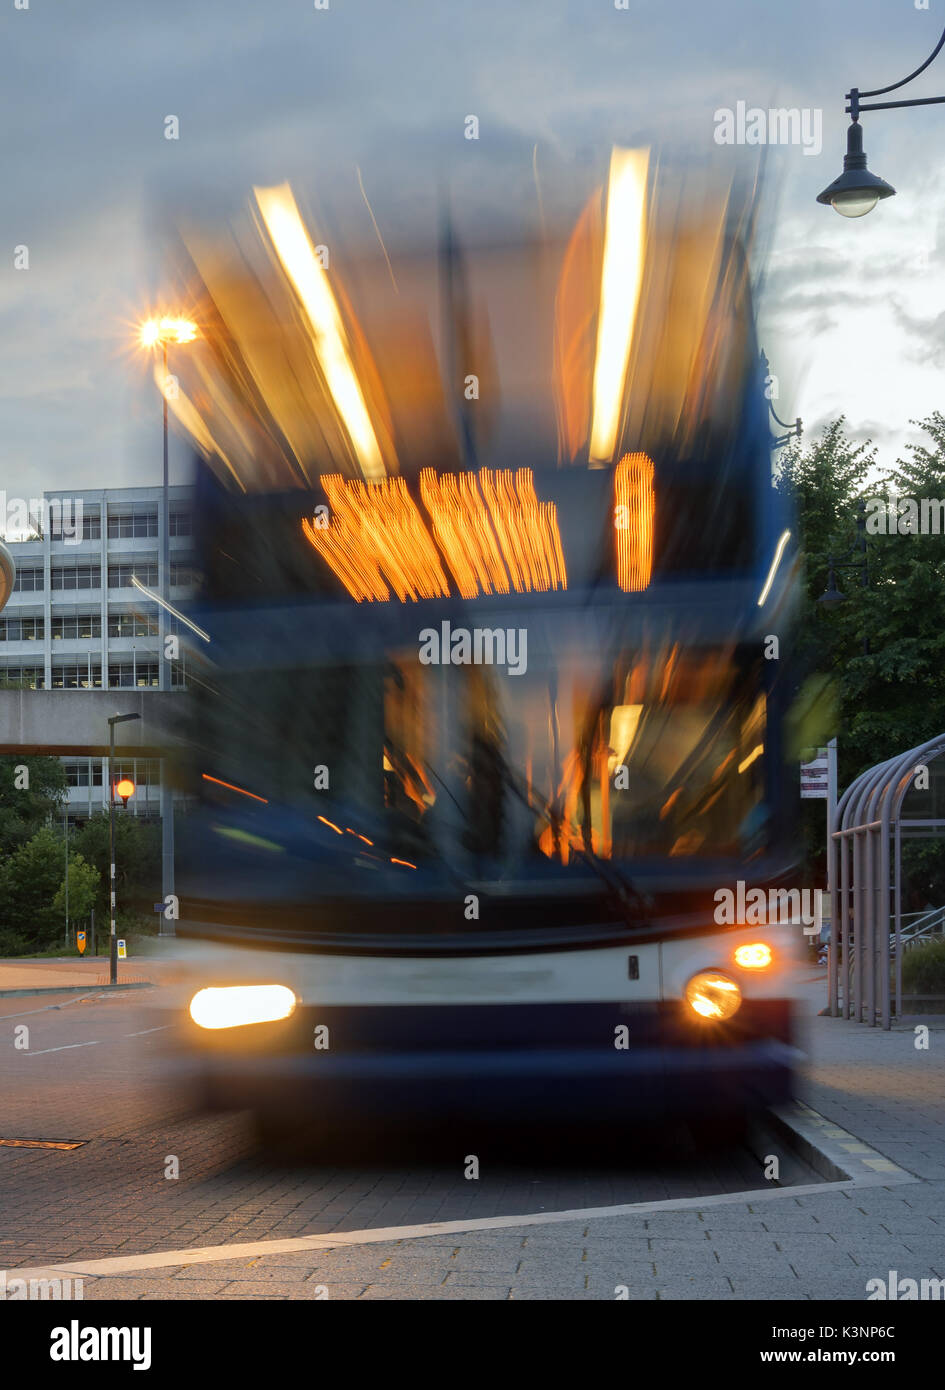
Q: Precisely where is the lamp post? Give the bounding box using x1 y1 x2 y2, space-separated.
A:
107 712 139 984
818 23 945 216
816 498 870 655
139 316 196 938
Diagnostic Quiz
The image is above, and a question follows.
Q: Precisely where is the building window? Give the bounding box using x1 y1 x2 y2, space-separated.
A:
50 506 100 542
51 565 97 591
51 614 101 640
170 563 196 588
52 664 103 690
169 510 192 537
114 760 159 788
107 662 159 688
107 612 159 638
0 617 44 640
107 564 158 589
64 761 104 788
12 568 43 593
107 509 158 539
0 666 44 689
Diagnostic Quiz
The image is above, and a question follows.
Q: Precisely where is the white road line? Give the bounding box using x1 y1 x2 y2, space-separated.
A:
124 1027 171 1037
25 1041 100 1056
1 1176 887 1281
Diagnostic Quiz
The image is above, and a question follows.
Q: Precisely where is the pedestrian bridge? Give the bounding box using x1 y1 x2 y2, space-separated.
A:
0 689 183 756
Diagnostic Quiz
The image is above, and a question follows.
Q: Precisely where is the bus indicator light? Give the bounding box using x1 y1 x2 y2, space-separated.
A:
734 942 773 970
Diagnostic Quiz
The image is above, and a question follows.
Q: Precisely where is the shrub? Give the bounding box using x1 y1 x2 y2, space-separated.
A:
901 937 945 997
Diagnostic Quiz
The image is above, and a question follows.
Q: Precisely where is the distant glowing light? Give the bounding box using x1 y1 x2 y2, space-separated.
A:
390 857 417 869
140 316 198 348
254 182 385 481
757 530 792 607
318 815 343 835
614 452 654 592
589 147 650 464
115 778 135 801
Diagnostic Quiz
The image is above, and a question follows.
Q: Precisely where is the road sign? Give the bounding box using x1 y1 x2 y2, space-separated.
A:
76 931 86 955
117 939 127 960
801 747 829 799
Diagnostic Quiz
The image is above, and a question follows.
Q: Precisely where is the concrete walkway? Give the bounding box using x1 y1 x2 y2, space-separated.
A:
8 975 945 1300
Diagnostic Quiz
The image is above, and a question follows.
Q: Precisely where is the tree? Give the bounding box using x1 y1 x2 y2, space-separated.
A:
52 853 100 926
70 813 161 918
0 755 66 856
0 825 68 950
776 415 945 898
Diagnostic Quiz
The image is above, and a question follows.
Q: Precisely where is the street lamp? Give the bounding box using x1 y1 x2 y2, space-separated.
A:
138 313 197 941
817 23 945 216
816 500 870 653
108 712 140 984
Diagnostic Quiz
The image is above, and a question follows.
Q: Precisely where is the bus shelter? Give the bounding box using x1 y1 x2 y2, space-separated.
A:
828 732 945 1029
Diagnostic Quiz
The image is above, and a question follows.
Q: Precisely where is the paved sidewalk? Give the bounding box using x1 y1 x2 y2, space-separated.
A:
10 980 945 1300
0 957 157 993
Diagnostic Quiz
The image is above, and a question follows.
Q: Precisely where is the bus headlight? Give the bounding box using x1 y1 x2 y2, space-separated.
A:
189 984 297 1030
684 971 742 1021
733 942 773 970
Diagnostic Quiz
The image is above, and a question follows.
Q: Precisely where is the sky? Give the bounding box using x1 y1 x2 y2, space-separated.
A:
2 0 944 499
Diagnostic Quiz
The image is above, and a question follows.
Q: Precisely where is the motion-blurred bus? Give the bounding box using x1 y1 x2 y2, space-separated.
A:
163 157 803 1145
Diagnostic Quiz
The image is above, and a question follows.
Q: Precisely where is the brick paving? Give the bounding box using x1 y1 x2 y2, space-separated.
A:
3 978 944 1299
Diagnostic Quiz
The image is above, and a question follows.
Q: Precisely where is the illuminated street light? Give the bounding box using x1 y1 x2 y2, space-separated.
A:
139 316 198 347
115 776 136 807
107 713 140 985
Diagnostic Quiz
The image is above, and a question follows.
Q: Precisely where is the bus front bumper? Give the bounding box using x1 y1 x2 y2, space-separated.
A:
173 999 797 1121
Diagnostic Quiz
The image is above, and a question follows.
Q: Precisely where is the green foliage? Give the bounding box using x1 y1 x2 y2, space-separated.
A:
776 414 945 902
52 852 100 922
901 938 945 997
0 825 69 949
0 755 66 856
69 813 161 917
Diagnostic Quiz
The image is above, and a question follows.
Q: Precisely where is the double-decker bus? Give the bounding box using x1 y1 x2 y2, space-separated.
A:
164 160 803 1146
